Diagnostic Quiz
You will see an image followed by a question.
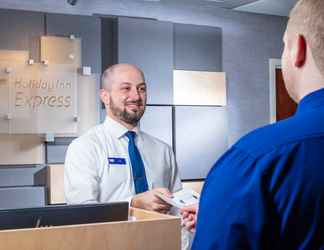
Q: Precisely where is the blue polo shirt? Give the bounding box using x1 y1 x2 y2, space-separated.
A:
192 88 324 250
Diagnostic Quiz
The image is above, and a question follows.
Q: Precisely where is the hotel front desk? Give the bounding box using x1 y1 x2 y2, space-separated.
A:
0 207 181 250
0 164 203 250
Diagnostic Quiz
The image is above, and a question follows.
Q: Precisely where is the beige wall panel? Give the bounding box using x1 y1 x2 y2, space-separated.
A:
41 36 81 67
0 75 9 133
56 74 99 137
182 181 204 194
174 70 226 106
0 135 44 165
0 50 44 165
45 164 65 204
0 50 29 62
0 50 30 133
77 74 99 135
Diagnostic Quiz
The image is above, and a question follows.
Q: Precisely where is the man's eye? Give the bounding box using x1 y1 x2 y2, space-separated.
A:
139 87 146 92
121 87 130 91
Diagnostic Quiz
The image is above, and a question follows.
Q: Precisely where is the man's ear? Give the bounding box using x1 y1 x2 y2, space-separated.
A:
294 35 307 67
100 89 110 107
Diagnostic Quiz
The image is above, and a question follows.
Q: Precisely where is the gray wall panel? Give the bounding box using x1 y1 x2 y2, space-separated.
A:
0 166 44 187
117 17 173 105
0 186 45 209
46 13 101 73
101 17 118 72
46 144 69 164
140 105 173 147
223 18 286 144
0 9 44 61
174 23 222 71
175 106 228 179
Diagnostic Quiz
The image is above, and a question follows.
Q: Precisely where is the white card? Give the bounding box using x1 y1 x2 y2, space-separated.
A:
156 188 200 208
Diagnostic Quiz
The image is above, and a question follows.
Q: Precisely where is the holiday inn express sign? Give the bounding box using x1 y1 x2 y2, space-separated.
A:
15 78 72 109
0 63 77 134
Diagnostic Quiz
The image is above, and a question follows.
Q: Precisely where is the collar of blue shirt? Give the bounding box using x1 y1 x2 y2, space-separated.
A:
296 87 324 115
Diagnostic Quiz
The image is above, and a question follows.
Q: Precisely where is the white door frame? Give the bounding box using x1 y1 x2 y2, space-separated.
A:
269 58 282 123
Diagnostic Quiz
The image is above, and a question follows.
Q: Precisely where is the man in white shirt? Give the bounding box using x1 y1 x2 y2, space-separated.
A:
64 63 182 213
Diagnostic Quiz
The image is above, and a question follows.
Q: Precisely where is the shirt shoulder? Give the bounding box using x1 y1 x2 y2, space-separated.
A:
68 123 107 153
235 110 324 158
139 131 172 150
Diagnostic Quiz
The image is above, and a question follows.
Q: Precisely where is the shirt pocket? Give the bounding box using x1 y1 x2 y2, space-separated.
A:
107 157 129 183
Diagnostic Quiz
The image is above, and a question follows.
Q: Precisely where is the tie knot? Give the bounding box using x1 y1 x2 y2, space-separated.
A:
125 131 136 141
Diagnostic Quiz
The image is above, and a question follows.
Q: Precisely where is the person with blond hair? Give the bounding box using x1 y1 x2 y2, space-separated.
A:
182 0 324 248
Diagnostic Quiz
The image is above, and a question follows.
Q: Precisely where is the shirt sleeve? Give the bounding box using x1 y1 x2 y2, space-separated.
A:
64 139 100 204
192 146 271 250
168 145 182 192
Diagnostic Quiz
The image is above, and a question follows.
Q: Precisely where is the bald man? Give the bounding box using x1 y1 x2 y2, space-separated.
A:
182 0 324 249
64 64 181 213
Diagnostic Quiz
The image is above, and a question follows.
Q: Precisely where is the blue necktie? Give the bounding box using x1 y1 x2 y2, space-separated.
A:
125 131 149 194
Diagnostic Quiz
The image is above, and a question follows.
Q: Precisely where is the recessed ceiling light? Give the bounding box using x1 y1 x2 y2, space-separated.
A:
67 0 78 6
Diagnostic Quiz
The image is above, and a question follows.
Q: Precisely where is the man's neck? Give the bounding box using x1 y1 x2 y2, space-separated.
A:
106 113 137 130
296 51 324 102
299 84 324 102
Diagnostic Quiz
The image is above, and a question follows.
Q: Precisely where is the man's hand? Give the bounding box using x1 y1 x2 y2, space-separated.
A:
131 188 172 213
180 204 198 233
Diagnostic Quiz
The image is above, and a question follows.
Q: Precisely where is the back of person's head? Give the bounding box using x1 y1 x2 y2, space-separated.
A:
288 0 324 76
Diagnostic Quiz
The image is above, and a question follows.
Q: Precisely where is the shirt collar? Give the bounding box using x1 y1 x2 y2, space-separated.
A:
296 88 324 115
104 116 140 139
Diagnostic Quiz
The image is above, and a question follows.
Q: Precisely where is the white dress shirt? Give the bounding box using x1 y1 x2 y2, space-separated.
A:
64 116 182 204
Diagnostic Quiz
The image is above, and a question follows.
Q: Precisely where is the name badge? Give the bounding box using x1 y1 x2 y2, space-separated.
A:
108 157 126 165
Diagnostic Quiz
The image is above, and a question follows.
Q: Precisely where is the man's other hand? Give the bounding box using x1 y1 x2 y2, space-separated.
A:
180 204 198 233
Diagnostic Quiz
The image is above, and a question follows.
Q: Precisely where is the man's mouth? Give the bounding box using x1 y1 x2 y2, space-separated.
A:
125 102 143 109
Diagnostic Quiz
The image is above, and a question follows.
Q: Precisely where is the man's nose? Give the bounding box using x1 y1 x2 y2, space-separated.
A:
129 88 141 100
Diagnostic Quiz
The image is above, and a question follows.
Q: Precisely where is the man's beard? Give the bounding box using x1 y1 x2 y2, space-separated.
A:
110 98 145 126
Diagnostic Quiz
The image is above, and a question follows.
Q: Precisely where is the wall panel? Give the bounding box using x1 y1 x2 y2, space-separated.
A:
140 105 173 147
0 186 45 209
118 17 174 105
175 106 228 179
46 13 101 74
174 23 222 72
0 9 44 61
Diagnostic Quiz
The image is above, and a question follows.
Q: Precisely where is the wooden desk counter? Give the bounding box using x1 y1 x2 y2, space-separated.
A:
0 208 181 250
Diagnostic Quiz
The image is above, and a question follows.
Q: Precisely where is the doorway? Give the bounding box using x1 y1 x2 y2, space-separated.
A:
269 59 297 123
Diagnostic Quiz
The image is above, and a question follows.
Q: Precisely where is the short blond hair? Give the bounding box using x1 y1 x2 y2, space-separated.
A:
288 0 324 75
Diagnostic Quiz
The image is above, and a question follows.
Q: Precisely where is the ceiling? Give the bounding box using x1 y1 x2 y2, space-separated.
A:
234 0 298 17
140 0 298 16
0 0 298 17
